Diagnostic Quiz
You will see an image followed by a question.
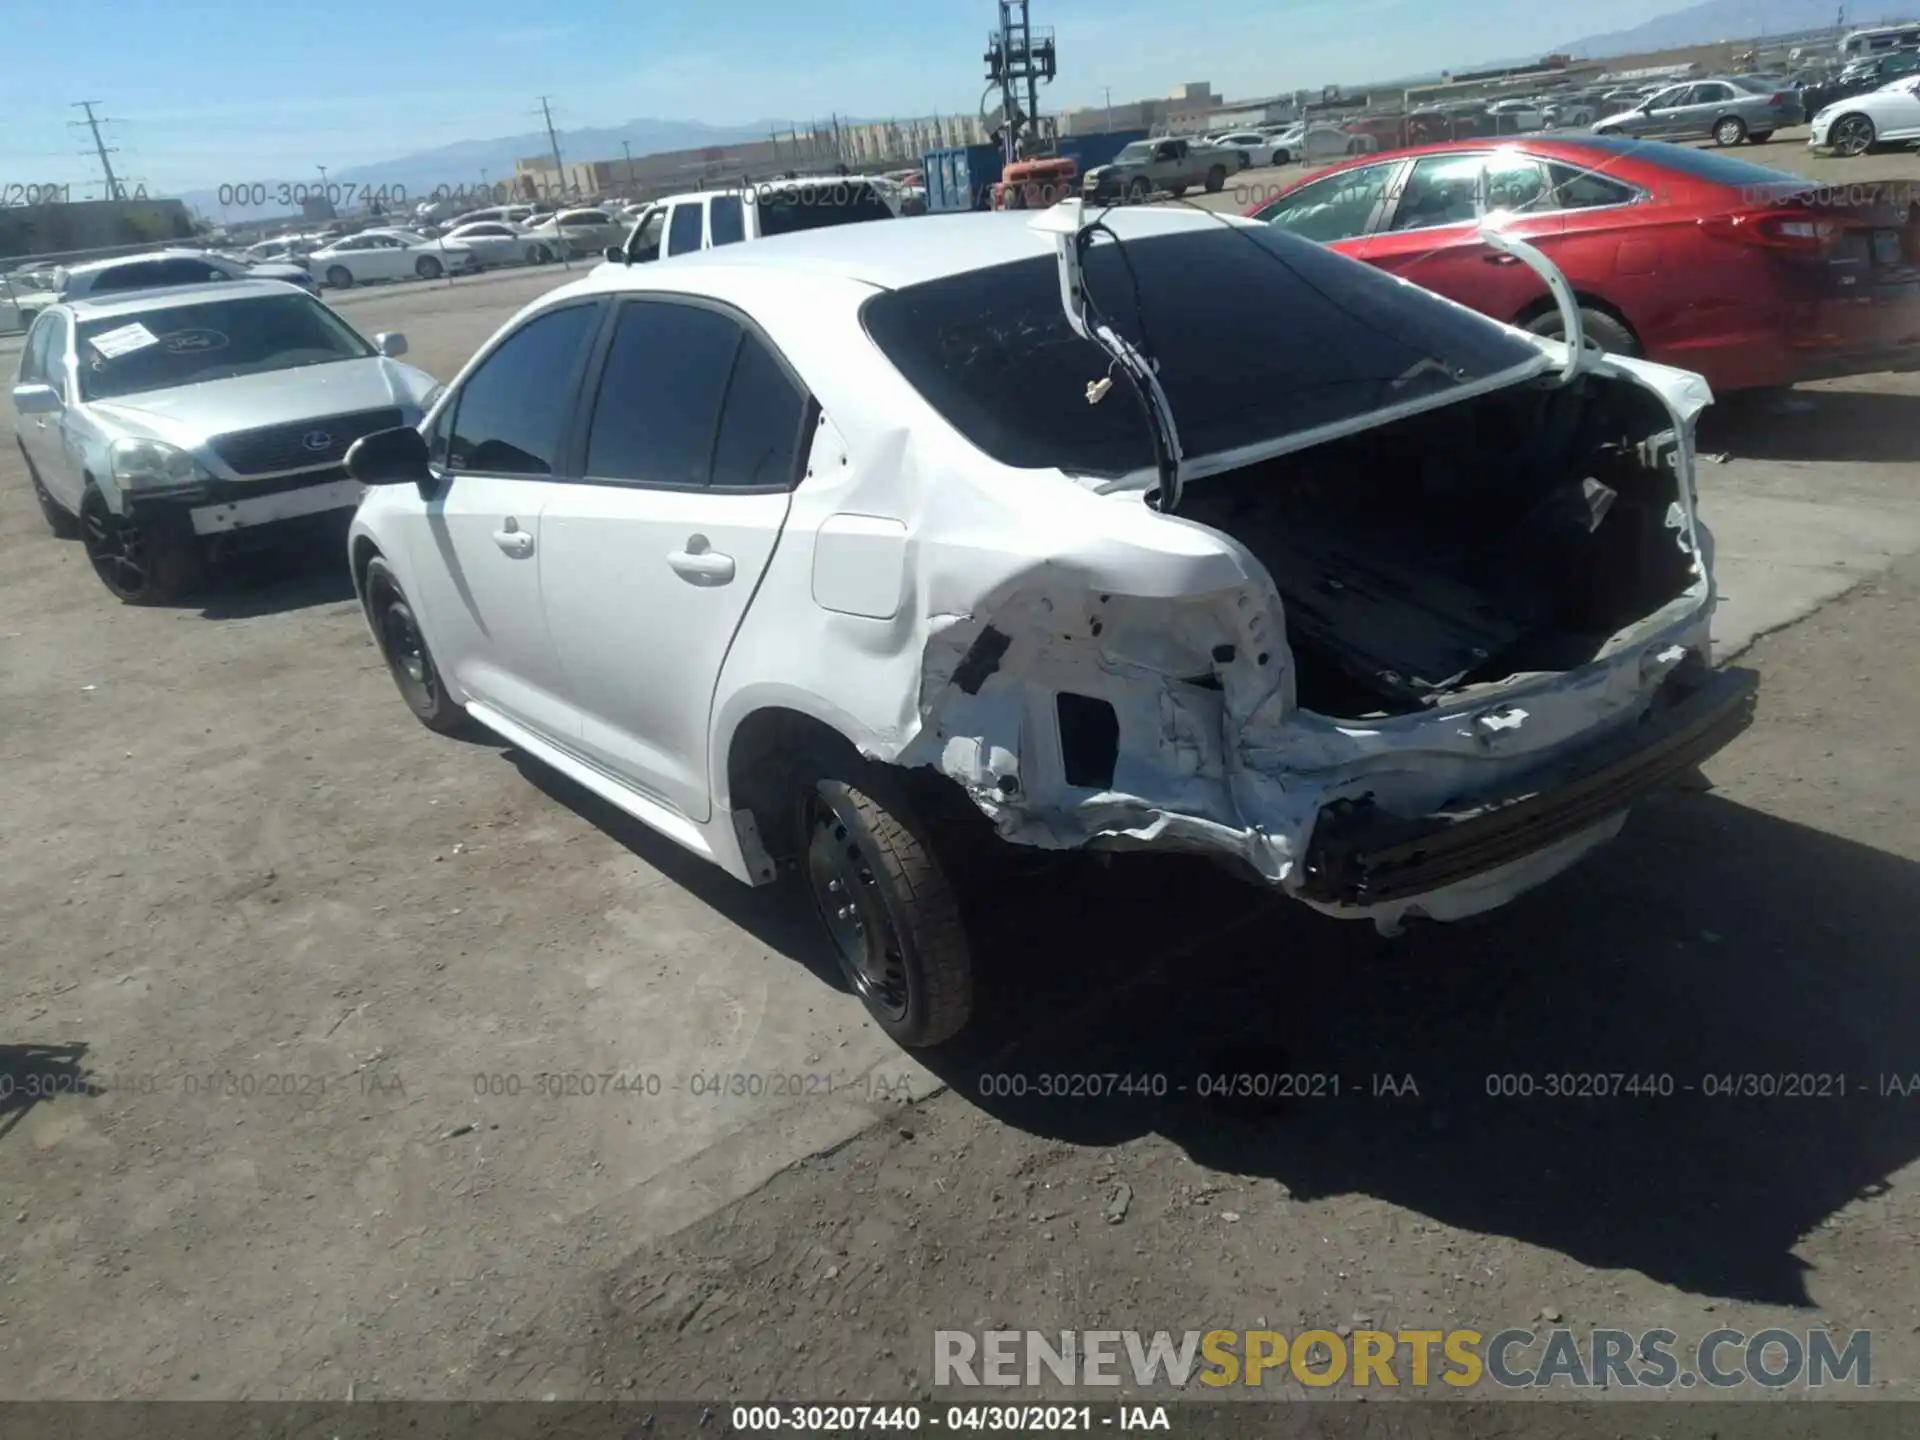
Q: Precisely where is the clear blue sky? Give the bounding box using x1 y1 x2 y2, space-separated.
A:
7 0 1680 194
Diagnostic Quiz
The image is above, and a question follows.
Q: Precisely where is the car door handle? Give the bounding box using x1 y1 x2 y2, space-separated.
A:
668 537 735 584
492 527 534 557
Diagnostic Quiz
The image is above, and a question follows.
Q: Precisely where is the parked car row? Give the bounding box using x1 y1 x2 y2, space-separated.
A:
14 177 1760 1049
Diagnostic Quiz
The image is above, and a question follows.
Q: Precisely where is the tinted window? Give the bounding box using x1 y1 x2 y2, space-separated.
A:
1257 164 1396 242
755 182 894 238
446 303 598 476
38 315 70 397
667 203 704 255
1545 161 1636 208
89 258 226 293
710 194 745 246
712 335 807 489
862 227 1540 477
629 209 665 260
19 314 54 382
583 301 740 485
1389 153 1486 230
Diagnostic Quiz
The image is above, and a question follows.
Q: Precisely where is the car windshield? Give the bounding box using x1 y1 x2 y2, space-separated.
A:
862 224 1541 477
1115 142 1156 163
74 292 376 401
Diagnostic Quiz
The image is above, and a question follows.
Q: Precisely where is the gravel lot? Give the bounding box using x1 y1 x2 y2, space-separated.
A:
3 128 1920 1410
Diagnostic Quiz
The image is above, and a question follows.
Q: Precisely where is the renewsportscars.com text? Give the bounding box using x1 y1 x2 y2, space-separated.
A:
933 1327 1871 1390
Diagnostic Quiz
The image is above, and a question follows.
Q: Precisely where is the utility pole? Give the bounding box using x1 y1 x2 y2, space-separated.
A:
71 101 123 200
1104 86 1113 132
538 96 567 199
622 141 635 188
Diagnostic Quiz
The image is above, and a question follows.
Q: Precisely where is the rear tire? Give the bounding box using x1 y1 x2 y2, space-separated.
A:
19 443 78 538
1714 116 1748 147
1525 305 1640 359
363 556 467 734
325 265 352 289
1204 165 1228 193
798 763 975 1049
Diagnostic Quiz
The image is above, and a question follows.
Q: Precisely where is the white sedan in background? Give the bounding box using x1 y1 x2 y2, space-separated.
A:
1809 74 1920 155
1214 131 1289 167
440 220 555 267
523 207 626 258
306 229 481 288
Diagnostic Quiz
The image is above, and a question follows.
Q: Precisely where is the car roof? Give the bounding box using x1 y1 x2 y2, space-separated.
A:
61 248 222 278
59 278 303 320
593 206 1257 291
646 175 887 206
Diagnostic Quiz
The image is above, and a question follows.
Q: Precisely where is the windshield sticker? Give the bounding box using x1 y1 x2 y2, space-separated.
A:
89 322 159 359
158 328 229 355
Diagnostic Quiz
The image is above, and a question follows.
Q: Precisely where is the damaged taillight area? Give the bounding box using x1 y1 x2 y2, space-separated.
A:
896 357 1744 925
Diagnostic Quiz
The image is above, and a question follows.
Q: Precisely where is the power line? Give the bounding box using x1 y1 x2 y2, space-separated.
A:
70 100 124 199
537 96 567 199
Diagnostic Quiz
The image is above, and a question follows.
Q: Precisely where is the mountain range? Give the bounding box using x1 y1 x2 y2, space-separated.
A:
186 116 841 221
1560 0 1894 57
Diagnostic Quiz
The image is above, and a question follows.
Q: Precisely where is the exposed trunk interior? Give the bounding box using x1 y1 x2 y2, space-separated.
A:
1176 372 1698 719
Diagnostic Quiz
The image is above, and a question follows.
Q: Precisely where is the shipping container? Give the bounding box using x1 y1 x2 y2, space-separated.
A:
921 144 1005 214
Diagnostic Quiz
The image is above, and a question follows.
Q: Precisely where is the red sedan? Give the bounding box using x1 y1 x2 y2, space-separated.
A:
1242 135 1920 392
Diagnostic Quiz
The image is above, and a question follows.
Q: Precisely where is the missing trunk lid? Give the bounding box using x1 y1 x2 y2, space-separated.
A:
1176 372 1700 719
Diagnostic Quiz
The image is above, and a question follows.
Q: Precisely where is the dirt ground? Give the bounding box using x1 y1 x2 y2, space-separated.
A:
485 552 1920 1407
2 128 1920 1418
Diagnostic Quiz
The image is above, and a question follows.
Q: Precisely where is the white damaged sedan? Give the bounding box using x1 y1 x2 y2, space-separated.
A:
343 203 1755 1047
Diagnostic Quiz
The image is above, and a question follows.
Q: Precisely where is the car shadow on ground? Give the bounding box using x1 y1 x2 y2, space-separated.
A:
189 537 359 618
504 754 850 996
0 1042 91 1145
916 787 1920 1309
1703 385 1920 464
482 733 1920 1308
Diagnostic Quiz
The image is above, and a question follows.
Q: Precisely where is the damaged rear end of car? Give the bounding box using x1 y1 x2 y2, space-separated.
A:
867 206 1756 931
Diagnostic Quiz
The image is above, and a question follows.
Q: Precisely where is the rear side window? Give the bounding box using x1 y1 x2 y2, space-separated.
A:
445 303 599 476
862 226 1540 477
755 182 894 238
582 299 808 489
584 301 739 485
667 203 704 256
710 194 745 246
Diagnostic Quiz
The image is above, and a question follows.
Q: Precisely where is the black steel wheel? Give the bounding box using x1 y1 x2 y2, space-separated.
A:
19 443 78 538
326 265 353 289
79 488 200 604
1831 114 1875 157
1204 164 1228 193
799 770 974 1048
363 556 466 733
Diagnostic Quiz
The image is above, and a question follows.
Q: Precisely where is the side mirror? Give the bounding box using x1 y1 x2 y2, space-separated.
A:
10 382 62 416
604 245 626 264
374 332 408 358
346 425 431 486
